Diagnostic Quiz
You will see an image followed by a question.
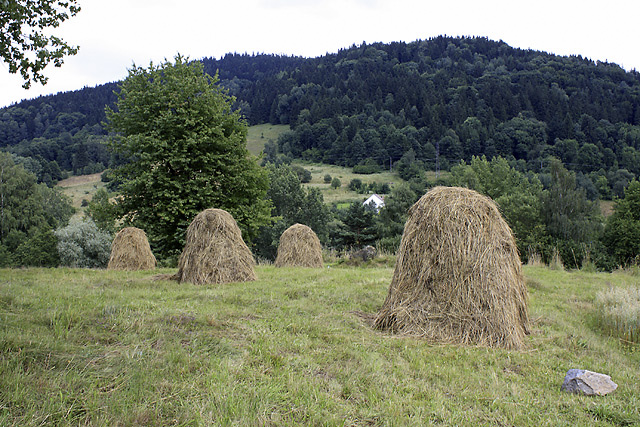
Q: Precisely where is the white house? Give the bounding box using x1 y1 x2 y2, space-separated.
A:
363 194 385 212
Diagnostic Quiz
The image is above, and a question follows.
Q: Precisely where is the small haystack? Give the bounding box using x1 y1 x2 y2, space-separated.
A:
374 186 529 349
107 227 156 270
275 223 323 268
175 208 256 285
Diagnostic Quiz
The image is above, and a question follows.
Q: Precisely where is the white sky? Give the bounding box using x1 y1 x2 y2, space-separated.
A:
1 0 639 108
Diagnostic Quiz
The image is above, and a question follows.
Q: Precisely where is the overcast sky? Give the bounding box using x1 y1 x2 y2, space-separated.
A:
1 0 639 108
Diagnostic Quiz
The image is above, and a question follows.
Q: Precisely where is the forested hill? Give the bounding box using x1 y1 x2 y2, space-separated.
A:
2 36 640 193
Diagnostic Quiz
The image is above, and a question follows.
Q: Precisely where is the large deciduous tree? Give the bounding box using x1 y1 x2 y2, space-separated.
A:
106 55 271 257
0 152 74 266
1 0 80 88
602 179 640 267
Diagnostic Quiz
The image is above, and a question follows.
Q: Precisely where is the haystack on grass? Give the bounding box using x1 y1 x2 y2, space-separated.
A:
176 208 256 285
107 227 156 270
374 186 529 350
275 223 323 268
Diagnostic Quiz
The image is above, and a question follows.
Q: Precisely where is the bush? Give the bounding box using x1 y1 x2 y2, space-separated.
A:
323 174 332 184
331 177 341 189
291 165 312 183
55 218 112 268
349 178 364 192
353 158 381 174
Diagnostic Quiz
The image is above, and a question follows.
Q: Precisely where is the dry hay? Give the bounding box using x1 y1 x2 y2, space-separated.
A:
275 223 323 268
175 208 256 285
374 186 529 350
107 227 156 270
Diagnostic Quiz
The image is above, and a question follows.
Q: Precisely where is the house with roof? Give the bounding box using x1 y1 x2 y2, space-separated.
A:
363 194 385 212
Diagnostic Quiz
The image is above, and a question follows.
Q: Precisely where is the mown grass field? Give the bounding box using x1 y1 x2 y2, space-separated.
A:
57 173 105 216
1 264 638 426
246 124 289 157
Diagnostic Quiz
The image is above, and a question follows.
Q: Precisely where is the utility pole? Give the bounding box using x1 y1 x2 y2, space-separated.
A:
435 139 440 179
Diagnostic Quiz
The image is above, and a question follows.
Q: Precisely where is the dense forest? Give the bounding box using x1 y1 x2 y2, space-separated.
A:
2 36 640 270
2 36 639 195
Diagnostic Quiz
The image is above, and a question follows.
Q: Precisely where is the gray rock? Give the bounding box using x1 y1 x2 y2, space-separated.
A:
351 245 377 262
561 369 618 396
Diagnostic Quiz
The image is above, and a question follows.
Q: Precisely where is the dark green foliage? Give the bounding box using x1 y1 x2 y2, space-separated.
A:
375 183 419 252
0 152 74 266
85 188 117 234
331 177 341 189
330 202 378 250
537 159 603 268
602 179 640 266
353 158 382 174
4 36 640 190
540 159 602 245
254 164 330 260
349 178 364 192
1 0 80 88
12 226 59 267
105 56 271 258
290 165 312 183
323 174 332 183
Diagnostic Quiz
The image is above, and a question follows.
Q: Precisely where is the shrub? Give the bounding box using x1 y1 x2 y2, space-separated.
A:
331 177 341 189
55 218 112 268
291 165 312 183
323 174 332 184
353 158 381 174
349 178 364 192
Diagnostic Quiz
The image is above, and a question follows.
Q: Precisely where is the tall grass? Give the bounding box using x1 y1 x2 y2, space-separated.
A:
595 285 640 344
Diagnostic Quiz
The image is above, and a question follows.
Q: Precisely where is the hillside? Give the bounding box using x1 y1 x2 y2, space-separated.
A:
0 265 638 425
1 36 639 198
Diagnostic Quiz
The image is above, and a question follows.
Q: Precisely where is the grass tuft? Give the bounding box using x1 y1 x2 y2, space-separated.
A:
595 284 640 344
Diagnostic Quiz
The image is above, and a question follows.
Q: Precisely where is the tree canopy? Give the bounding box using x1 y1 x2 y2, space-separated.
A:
1 0 80 88
0 151 74 266
106 55 271 257
603 179 640 266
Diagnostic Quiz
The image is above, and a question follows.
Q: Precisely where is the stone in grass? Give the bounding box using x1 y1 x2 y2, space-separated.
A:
561 369 618 396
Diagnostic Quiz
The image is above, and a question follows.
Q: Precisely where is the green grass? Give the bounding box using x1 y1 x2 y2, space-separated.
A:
1 265 639 426
595 284 640 344
57 173 105 217
246 124 289 157
296 162 415 205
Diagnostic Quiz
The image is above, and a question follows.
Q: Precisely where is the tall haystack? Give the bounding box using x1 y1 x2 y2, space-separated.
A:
275 223 323 268
374 186 529 349
176 208 256 285
107 227 156 270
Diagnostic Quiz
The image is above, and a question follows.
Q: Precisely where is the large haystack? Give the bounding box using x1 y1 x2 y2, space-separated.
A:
374 186 529 349
175 208 256 285
275 223 323 268
107 227 156 270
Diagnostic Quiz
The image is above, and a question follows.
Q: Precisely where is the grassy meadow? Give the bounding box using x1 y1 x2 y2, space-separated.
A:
1 264 639 426
246 124 289 157
57 173 106 217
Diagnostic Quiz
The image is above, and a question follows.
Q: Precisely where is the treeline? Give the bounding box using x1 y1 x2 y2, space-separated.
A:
0 83 117 184
3 36 640 195
2 151 639 272
257 37 640 199
247 157 640 272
